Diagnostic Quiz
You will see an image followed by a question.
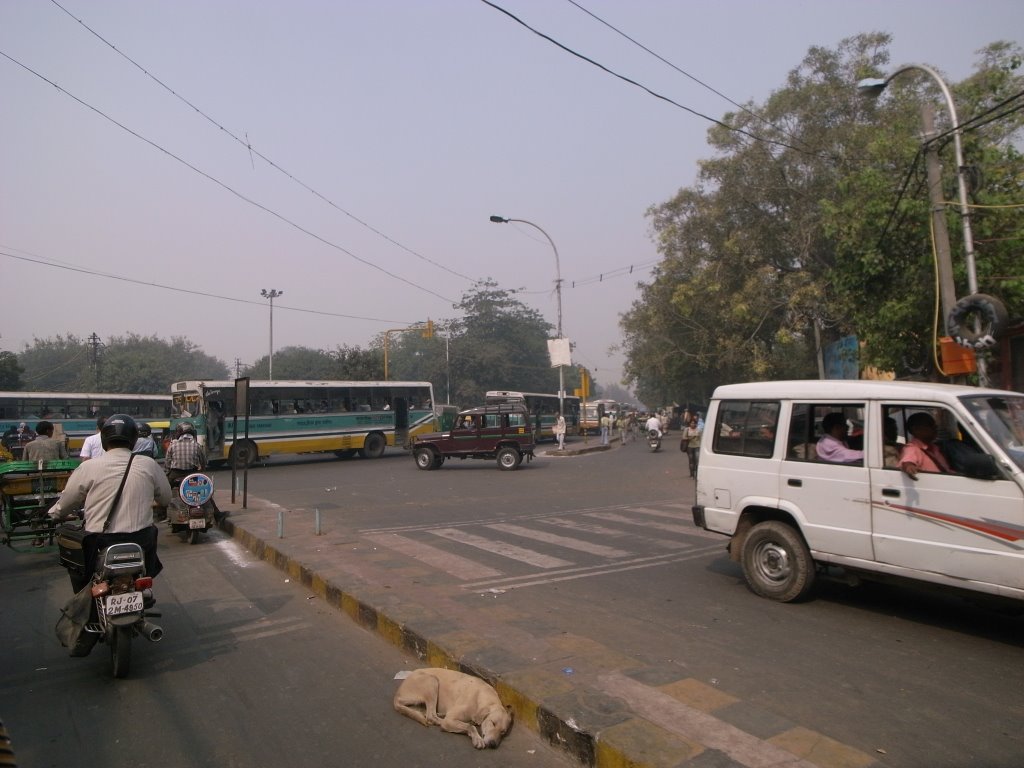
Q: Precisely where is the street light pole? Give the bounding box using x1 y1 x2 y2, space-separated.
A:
260 289 283 381
858 64 986 384
489 215 565 416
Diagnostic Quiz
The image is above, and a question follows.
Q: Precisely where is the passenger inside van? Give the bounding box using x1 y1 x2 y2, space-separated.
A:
899 412 952 479
816 412 864 464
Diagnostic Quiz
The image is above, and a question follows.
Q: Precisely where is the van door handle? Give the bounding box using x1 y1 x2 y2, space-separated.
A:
787 479 802 487
882 488 900 497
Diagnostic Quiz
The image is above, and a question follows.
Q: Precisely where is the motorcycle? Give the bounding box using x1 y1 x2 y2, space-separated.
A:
167 472 217 544
56 523 163 678
647 429 662 452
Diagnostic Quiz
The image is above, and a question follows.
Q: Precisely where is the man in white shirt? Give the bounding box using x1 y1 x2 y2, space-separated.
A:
645 414 663 438
79 416 107 460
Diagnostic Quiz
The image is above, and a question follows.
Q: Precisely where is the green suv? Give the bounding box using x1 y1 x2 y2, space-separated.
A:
411 403 535 471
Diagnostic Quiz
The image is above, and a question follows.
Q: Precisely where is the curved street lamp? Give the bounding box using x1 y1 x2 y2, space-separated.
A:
857 64 977 297
858 64 986 384
489 215 566 415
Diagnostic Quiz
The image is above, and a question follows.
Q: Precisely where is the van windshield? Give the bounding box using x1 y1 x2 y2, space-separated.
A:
961 394 1024 471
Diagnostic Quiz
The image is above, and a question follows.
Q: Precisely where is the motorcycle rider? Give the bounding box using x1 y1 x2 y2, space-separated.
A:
131 422 158 459
48 414 173 593
164 422 207 484
645 413 663 439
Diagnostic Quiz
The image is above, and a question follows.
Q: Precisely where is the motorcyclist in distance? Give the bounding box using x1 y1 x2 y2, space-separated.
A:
48 413 173 592
645 413 663 439
164 422 208 484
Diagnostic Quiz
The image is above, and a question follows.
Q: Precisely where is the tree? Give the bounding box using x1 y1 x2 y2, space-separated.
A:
18 333 228 392
0 351 24 390
624 34 1023 401
383 280 558 407
246 345 385 381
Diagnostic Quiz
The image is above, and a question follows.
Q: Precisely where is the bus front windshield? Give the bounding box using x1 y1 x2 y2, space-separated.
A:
962 394 1024 472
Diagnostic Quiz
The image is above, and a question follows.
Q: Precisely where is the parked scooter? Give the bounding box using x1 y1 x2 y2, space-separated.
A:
56 523 162 678
167 472 217 544
647 429 662 452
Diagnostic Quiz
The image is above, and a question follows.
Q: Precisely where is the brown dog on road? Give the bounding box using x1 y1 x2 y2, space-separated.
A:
393 668 514 749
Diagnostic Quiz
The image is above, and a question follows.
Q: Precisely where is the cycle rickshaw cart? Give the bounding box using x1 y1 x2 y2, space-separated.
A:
0 459 79 551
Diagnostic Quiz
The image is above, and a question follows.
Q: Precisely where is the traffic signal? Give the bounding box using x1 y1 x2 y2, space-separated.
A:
579 367 590 398
421 319 434 339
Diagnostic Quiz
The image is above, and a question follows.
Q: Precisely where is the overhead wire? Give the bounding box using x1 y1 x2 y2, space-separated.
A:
0 49 456 305
0 247 418 325
479 0 822 158
46 0 475 283
562 0 809 150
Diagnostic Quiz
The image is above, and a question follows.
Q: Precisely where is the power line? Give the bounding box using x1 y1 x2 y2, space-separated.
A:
0 49 457 305
0 247 418 326
47 0 475 283
563 0 808 150
479 0 821 158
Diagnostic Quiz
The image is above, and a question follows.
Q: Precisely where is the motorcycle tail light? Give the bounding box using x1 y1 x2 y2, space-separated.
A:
135 576 153 590
91 581 110 597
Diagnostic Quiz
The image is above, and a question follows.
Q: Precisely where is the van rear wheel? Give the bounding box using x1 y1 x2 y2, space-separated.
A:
741 521 815 602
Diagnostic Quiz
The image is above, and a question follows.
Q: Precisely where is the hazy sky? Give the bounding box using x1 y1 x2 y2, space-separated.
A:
2 1 1020 393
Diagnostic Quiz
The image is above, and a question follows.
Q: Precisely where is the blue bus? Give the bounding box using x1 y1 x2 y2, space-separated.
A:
170 380 439 466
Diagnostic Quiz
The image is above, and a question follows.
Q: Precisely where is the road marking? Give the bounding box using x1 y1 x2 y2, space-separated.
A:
462 545 722 591
365 532 503 580
485 523 632 558
429 528 574 568
586 511 697 535
597 671 821 768
539 517 687 550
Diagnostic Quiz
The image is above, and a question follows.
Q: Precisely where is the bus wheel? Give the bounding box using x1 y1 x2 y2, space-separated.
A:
360 433 386 459
230 440 257 468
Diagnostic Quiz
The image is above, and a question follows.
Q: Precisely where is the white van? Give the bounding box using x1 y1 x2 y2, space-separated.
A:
692 380 1024 603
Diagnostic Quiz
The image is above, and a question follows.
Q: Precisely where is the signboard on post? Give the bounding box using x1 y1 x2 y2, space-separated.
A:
232 377 250 507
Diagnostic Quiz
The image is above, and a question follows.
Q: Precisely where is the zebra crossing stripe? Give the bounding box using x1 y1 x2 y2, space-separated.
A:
365 533 503 580
586 511 696 535
485 522 633 558
430 528 574 568
539 517 687 550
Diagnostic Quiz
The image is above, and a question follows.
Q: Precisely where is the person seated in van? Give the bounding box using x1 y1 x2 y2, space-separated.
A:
883 416 902 468
899 412 952 479
816 412 864 464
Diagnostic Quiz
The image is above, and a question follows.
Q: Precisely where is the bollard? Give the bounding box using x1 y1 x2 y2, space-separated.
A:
277 509 284 539
314 507 321 536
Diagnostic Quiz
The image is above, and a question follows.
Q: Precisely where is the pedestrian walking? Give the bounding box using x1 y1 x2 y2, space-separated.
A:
553 414 567 451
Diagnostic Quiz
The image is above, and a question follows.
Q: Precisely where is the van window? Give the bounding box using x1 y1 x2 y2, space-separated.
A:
786 403 864 464
883 403 999 477
712 400 780 458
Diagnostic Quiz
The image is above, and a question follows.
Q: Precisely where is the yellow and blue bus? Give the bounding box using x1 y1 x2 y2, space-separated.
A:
0 391 172 456
484 391 581 442
170 380 440 466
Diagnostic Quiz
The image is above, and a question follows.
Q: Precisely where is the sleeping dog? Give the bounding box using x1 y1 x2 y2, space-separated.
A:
393 668 514 749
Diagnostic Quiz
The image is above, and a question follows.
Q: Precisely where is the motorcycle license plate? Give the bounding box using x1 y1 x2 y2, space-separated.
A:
188 518 206 529
104 592 144 616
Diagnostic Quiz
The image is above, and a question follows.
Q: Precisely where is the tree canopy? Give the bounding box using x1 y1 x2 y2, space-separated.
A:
622 34 1023 407
17 334 228 393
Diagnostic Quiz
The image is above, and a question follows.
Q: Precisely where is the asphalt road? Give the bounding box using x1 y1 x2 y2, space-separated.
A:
222 436 1024 768
0 527 576 768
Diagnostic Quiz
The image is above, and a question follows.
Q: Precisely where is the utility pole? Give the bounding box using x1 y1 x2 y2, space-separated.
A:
921 105 958 334
88 332 103 390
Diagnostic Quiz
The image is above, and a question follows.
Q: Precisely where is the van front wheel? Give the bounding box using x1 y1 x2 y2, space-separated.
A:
741 521 815 602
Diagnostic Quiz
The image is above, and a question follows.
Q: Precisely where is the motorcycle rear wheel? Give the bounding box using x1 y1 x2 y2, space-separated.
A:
110 625 132 678
189 528 201 545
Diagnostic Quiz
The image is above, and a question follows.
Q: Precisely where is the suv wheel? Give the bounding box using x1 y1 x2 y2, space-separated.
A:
414 447 437 470
496 446 521 471
741 520 815 602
